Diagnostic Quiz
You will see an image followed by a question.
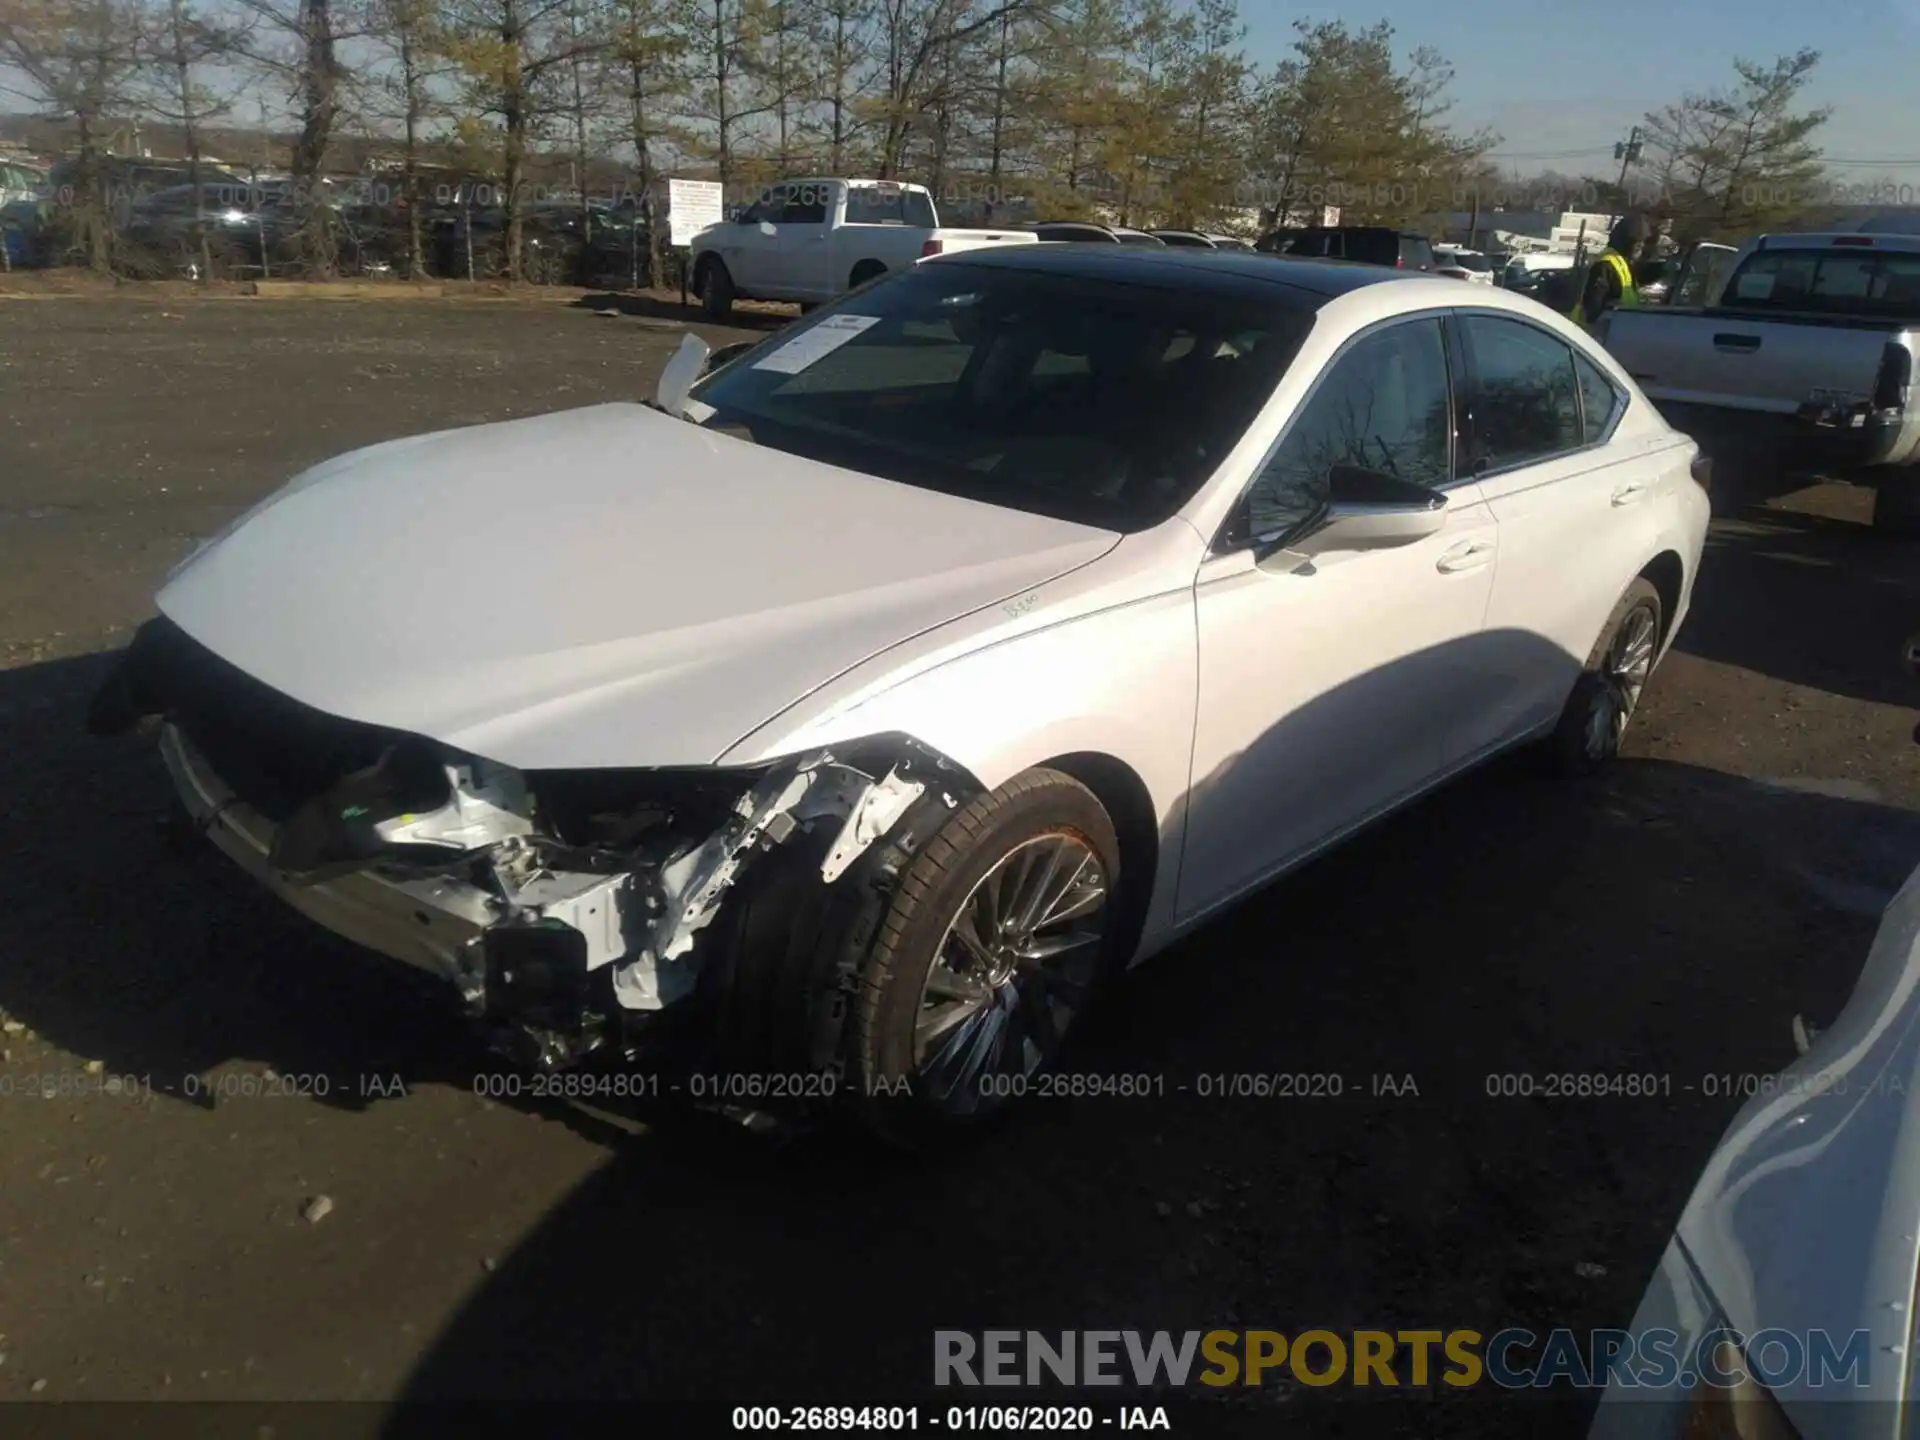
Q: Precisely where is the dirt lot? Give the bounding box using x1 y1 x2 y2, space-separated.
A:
1 297 1918 1437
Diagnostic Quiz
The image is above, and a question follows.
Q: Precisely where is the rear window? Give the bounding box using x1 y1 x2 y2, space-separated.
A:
687 263 1314 531
844 185 936 227
1401 237 1434 269
1721 247 1920 317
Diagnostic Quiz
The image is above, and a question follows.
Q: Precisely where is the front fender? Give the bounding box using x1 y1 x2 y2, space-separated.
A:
720 582 1200 954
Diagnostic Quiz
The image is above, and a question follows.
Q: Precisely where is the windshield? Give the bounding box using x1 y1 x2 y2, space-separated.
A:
1452 252 1490 271
687 263 1313 531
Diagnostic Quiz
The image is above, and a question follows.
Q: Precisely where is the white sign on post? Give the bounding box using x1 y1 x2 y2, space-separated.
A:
668 178 725 247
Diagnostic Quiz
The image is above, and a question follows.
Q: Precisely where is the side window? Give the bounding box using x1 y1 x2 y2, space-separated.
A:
780 183 829 224
1461 315 1581 470
1573 351 1624 443
1241 318 1452 541
753 185 791 224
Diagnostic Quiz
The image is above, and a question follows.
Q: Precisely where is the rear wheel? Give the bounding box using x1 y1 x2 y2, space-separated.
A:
848 259 887 290
1546 578 1663 775
848 769 1121 1148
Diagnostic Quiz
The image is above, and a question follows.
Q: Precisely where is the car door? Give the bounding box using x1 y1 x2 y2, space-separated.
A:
1450 310 1664 756
721 184 788 293
770 181 836 298
1178 314 1501 922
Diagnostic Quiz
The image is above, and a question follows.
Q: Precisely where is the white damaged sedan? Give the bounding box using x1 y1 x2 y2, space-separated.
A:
92 246 1711 1144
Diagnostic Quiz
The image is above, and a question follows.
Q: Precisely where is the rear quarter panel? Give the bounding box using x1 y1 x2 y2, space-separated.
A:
1604 308 1899 415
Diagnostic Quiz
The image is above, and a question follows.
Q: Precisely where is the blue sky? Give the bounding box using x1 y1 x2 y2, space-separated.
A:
1243 0 1920 188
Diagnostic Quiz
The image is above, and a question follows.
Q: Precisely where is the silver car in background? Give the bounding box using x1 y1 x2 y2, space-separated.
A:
1590 635 1920 1439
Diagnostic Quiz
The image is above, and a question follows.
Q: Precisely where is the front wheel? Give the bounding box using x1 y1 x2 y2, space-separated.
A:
1546 578 1663 775
698 257 734 319
848 769 1122 1148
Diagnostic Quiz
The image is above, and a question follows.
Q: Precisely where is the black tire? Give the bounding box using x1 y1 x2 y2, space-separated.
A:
1874 476 1920 538
698 256 735 319
1544 577 1664 776
847 769 1123 1149
849 260 887 290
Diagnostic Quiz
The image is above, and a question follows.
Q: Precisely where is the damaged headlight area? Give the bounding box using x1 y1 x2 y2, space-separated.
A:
93 617 973 1075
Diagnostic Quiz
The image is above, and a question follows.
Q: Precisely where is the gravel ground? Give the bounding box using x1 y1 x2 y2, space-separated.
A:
0 297 1917 1437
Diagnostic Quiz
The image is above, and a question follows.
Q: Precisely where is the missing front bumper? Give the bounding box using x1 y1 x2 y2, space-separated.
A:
156 720 952 1072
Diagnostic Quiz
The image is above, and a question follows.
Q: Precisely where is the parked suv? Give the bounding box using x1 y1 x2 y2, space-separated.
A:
1255 225 1434 270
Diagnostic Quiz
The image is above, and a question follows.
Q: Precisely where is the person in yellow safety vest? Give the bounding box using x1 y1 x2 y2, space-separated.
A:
1572 214 1649 328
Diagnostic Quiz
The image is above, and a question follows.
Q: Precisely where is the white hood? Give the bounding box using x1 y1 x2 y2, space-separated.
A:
158 403 1117 769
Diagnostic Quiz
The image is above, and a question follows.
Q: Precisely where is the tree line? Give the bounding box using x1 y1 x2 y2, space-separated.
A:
0 0 1846 282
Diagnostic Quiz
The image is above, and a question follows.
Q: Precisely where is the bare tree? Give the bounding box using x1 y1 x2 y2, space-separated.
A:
1642 50 1830 238
868 0 1030 181
141 0 247 279
438 0 601 279
234 0 355 273
606 0 683 285
677 0 780 186
0 0 147 269
803 0 871 172
358 0 446 276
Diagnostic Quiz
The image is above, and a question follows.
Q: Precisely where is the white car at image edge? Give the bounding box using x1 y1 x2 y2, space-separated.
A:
90 246 1712 1147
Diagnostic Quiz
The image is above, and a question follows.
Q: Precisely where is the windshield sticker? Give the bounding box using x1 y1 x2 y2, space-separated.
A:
753 314 882 374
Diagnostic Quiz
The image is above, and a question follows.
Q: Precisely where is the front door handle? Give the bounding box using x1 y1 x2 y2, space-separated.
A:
1436 540 1496 573
1611 483 1649 506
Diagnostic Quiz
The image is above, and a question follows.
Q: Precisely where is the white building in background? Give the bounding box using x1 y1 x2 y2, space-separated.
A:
1429 208 1621 254
1548 211 1620 252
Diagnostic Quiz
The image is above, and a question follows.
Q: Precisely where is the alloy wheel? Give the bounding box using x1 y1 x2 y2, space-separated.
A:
912 831 1109 1115
1584 603 1658 762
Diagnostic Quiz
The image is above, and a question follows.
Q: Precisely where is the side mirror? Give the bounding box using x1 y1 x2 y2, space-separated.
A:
1904 632 1920 678
704 340 754 375
1303 464 1449 551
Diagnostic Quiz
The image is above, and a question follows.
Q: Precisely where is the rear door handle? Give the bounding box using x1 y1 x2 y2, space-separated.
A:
1436 540 1495 573
1611 483 1650 506
1713 333 1761 352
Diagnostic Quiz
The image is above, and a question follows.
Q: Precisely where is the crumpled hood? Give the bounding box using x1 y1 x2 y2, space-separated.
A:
158 402 1117 769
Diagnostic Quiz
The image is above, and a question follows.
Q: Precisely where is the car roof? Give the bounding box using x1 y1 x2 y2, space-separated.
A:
930 243 1427 302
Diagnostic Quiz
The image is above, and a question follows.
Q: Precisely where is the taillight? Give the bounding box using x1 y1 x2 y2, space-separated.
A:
920 239 943 258
1690 450 1713 492
1395 255 1404 267
1873 342 1911 413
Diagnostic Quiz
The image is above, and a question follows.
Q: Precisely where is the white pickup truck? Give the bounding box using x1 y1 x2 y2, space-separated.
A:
688 178 1037 319
1598 232 1920 532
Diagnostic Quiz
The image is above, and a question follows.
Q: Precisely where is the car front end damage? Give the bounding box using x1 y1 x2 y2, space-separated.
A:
91 616 972 1077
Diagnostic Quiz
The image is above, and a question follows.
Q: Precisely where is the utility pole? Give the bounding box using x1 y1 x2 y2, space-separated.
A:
1613 126 1644 215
